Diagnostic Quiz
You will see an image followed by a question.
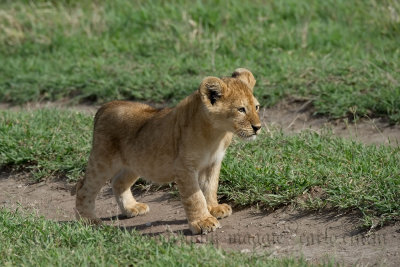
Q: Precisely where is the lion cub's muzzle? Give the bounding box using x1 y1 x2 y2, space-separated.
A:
251 124 261 134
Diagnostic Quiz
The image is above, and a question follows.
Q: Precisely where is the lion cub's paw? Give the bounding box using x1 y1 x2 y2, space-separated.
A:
189 216 220 235
124 202 149 217
209 204 232 219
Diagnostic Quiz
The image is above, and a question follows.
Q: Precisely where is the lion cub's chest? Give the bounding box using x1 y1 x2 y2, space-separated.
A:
198 142 226 170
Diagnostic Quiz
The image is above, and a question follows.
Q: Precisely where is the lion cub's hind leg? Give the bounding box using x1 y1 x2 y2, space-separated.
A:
75 156 118 224
111 170 149 217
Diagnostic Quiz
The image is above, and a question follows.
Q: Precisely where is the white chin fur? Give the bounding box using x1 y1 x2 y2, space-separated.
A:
243 135 257 141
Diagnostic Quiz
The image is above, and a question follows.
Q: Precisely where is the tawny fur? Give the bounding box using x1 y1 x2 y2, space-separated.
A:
75 68 261 234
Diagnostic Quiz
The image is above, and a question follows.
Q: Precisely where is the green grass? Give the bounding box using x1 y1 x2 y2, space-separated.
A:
221 131 400 228
0 109 91 180
1 109 399 228
0 209 310 266
0 0 399 122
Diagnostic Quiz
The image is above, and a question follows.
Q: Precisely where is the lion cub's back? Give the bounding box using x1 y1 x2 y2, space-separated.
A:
93 101 161 137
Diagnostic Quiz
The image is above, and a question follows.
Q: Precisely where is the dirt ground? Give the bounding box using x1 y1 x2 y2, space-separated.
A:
260 100 400 147
1 172 399 266
1 101 400 266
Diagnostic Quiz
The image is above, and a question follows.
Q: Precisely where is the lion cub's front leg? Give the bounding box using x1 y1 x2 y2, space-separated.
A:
199 163 232 219
176 172 220 235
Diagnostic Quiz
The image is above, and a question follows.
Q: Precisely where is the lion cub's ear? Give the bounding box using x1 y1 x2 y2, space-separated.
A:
199 77 226 106
231 68 256 91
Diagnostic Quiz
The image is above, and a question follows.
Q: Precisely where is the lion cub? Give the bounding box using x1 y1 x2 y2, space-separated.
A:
75 68 261 234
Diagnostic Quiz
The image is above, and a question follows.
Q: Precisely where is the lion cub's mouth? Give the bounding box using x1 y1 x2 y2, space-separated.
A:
244 135 257 141
236 132 258 141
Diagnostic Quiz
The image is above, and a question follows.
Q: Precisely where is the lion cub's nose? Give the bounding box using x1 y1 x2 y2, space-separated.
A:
251 124 261 133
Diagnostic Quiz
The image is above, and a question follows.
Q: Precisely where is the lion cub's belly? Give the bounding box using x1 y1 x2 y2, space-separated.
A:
126 144 226 184
129 155 175 184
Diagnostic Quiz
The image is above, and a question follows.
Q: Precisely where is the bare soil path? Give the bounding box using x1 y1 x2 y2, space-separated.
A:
1 101 400 266
1 172 400 266
260 100 400 147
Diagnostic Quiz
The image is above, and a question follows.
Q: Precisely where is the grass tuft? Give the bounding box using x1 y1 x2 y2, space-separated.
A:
0 109 92 180
221 130 400 228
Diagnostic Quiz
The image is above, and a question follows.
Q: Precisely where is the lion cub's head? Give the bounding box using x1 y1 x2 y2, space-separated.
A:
199 68 261 140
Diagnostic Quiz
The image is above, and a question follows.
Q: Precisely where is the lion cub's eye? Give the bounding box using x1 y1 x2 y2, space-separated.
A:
238 107 246 113
255 105 260 111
